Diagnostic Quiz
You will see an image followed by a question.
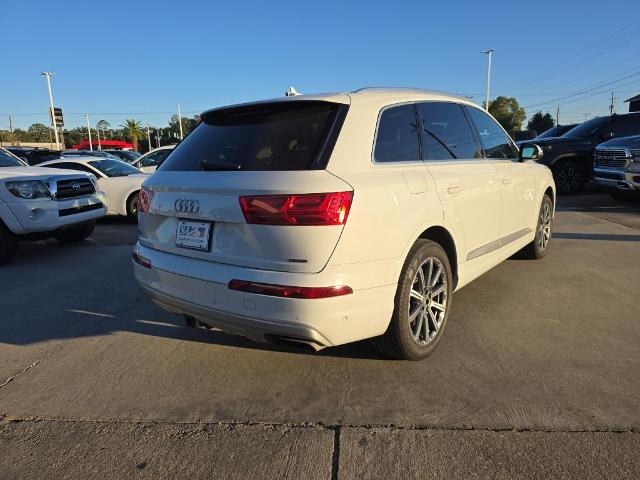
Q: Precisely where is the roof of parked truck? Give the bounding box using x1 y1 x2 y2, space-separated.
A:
200 88 480 117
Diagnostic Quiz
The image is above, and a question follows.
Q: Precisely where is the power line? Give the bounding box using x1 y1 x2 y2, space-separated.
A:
509 17 640 90
523 66 640 109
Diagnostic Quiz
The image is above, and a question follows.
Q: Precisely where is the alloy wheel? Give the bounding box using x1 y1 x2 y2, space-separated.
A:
556 165 583 193
538 202 552 250
408 257 448 346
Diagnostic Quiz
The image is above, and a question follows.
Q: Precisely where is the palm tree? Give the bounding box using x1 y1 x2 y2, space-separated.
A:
120 119 144 151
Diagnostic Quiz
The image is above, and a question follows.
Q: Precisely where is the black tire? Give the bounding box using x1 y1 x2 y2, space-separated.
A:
553 161 587 195
0 223 18 266
126 191 140 219
519 194 553 259
374 239 453 360
54 221 96 243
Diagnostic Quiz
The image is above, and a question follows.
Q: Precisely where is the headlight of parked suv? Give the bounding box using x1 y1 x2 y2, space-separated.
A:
5 180 51 199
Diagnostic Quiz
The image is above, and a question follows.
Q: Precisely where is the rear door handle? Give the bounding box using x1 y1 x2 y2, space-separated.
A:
447 185 462 195
501 178 512 185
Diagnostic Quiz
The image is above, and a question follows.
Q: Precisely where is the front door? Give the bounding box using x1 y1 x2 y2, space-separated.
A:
417 102 501 264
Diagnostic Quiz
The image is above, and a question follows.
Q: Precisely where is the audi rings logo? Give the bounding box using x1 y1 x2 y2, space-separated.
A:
175 199 200 215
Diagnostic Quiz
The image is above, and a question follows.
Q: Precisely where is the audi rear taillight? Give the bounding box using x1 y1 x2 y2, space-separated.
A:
239 191 353 226
228 280 353 299
139 188 154 213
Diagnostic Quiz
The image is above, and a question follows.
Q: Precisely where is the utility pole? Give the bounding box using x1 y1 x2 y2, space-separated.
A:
482 49 494 111
556 106 560 125
177 104 184 140
609 92 616 115
85 114 93 151
41 72 60 149
146 125 152 151
96 123 102 150
8 115 14 146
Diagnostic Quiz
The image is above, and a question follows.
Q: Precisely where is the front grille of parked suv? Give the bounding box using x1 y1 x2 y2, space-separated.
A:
594 149 628 169
55 178 96 199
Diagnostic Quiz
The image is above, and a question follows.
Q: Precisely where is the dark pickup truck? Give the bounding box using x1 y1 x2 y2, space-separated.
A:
593 135 640 199
522 112 640 194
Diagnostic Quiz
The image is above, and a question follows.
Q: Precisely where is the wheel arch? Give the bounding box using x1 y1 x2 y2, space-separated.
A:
417 226 459 289
549 153 592 172
124 188 141 215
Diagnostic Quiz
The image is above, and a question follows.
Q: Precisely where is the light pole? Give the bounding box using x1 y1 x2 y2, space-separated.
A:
146 125 152 151
177 104 184 140
481 49 494 111
41 72 60 148
96 123 102 150
85 114 93 151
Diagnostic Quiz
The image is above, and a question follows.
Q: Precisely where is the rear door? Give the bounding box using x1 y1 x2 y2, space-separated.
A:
417 102 501 263
138 99 352 273
465 106 537 253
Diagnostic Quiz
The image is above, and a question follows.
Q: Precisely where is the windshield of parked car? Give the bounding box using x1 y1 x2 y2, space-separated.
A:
160 101 345 171
88 159 141 177
536 126 568 139
562 117 610 138
111 151 141 161
0 148 27 167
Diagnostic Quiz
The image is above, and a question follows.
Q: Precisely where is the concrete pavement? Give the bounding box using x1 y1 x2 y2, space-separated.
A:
1 196 639 478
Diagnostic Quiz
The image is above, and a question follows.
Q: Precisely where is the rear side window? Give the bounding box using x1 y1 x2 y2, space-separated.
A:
466 107 519 160
161 101 346 171
373 104 421 162
417 102 481 160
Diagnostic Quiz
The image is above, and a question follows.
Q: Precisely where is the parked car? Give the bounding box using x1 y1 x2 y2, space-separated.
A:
132 146 175 173
522 112 640 194
4 147 62 165
133 88 555 360
0 147 106 265
509 130 537 142
38 157 149 217
534 124 578 140
62 150 121 160
593 134 640 199
104 150 142 163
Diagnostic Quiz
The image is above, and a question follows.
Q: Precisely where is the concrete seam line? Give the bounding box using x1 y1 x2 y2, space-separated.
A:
331 425 341 480
0 418 638 434
0 351 55 390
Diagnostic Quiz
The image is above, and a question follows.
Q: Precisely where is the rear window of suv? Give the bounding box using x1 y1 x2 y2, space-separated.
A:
161 101 347 171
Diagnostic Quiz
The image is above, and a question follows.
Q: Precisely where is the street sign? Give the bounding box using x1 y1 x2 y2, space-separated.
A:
50 107 64 127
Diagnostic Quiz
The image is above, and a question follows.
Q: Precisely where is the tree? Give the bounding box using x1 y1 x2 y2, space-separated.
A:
96 120 111 139
527 111 555 135
488 96 526 132
27 123 52 142
120 119 144 151
169 114 198 140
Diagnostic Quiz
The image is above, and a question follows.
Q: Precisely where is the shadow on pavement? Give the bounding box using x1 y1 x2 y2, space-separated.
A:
553 232 640 242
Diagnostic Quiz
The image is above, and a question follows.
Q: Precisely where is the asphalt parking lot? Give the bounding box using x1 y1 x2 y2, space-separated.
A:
1 190 639 479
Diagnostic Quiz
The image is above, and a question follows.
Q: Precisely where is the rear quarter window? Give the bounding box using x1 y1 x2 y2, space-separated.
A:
160 101 347 171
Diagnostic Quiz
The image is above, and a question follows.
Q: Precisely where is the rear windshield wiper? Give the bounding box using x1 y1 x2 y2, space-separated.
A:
200 159 243 171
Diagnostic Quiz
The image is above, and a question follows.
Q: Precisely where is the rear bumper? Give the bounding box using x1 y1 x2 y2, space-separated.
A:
593 168 640 191
133 242 397 347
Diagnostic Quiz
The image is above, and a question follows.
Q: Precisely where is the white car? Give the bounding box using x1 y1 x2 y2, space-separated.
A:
39 157 149 217
133 88 555 360
132 146 175 173
0 148 106 265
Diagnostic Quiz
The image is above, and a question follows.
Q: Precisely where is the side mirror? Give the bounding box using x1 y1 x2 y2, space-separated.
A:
519 144 543 162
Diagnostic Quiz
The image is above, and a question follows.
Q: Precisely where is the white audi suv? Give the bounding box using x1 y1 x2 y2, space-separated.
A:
133 88 555 360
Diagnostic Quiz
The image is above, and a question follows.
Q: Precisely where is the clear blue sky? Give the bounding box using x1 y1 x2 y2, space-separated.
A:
1 0 639 130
